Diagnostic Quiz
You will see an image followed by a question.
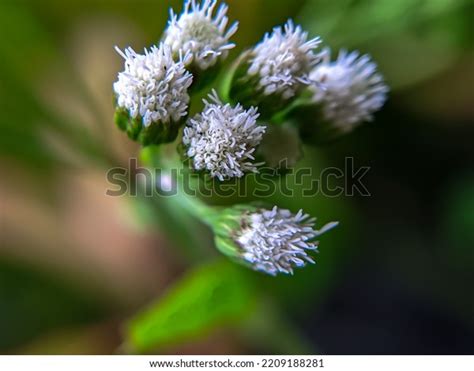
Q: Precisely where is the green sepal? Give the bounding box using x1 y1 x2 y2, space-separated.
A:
114 107 129 131
127 116 143 141
210 204 258 259
114 106 186 146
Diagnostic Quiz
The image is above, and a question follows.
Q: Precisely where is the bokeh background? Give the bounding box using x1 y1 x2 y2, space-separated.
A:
1 0 473 354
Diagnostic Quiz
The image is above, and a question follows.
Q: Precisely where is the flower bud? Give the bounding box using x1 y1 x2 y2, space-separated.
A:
211 205 338 275
163 0 238 92
226 20 322 119
295 49 388 144
181 90 266 181
113 44 193 146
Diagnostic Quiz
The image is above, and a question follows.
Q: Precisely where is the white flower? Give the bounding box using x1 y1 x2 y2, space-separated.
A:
310 49 388 130
248 19 322 100
164 0 238 70
182 90 266 181
113 44 193 127
236 207 338 275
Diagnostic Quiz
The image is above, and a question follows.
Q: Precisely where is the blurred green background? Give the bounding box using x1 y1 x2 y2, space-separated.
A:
0 0 473 354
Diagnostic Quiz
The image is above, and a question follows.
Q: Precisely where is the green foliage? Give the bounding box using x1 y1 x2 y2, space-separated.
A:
299 0 472 88
126 260 256 353
0 259 107 350
0 1 113 171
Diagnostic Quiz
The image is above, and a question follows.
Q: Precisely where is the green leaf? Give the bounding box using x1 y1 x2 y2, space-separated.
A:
126 260 256 353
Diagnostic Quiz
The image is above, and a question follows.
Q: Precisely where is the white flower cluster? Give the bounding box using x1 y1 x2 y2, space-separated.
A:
236 206 338 275
182 91 266 181
248 20 322 100
113 44 193 126
309 49 389 130
164 0 238 70
111 1 385 277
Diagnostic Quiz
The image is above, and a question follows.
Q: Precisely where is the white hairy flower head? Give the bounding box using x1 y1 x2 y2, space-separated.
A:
182 91 266 180
164 0 238 70
236 206 338 275
309 49 388 130
113 44 193 127
248 20 322 100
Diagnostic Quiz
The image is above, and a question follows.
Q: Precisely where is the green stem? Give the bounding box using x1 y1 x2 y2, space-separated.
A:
140 146 219 225
139 146 221 259
169 185 218 227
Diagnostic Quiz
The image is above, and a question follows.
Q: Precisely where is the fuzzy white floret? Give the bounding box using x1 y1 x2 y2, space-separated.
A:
164 0 238 70
310 49 388 130
182 90 266 180
113 44 193 126
237 206 338 275
248 20 322 99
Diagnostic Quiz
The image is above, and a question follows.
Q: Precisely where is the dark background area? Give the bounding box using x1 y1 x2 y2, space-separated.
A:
308 103 474 353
